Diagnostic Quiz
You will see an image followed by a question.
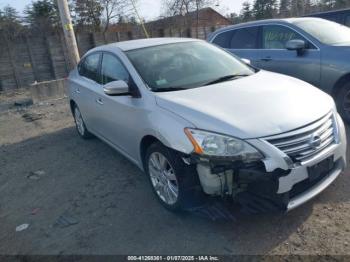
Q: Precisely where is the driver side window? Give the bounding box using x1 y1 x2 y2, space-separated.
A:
100 53 130 85
262 25 311 49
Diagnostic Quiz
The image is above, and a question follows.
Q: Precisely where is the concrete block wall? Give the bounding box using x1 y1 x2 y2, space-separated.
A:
1 24 230 91
30 79 67 103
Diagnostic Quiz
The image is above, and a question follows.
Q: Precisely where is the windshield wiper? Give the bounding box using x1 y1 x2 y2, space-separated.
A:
152 87 190 92
204 74 250 86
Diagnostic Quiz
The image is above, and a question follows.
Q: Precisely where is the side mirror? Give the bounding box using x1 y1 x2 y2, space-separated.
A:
241 58 251 65
286 39 306 54
104 80 129 96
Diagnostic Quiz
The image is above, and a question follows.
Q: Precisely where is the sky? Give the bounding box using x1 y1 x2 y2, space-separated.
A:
0 0 252 21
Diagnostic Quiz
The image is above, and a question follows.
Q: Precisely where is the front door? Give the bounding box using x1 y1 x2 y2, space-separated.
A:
257 25 321 88
94 52 143 160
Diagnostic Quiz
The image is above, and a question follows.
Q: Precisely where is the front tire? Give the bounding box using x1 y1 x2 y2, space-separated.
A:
336 82 350 124
144 142 201 211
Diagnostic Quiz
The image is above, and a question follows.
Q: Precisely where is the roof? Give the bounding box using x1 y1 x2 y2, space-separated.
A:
91 38 201 52
209 17 326 36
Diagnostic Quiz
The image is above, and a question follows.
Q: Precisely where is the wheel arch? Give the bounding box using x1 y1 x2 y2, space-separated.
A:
332 73 350 98
139 135 161 167
69 99 77 115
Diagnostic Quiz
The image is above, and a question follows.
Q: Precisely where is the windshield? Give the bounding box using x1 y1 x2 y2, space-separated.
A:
126 41 254 91
293 19 350 46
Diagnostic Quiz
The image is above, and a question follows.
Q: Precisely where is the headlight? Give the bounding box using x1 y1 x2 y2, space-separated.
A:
184 128 263 162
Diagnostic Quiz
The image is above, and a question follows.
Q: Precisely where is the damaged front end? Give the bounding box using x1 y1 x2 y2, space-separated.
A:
188 154 291 213
182 113 347 214
183 128 294 213
186 150 345 214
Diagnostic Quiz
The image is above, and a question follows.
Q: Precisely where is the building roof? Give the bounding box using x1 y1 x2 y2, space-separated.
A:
145 7 231 29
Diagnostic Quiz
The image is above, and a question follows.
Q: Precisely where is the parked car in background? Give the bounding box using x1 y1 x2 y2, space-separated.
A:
68 38 346 213
305 8 350 27
208 18 350 123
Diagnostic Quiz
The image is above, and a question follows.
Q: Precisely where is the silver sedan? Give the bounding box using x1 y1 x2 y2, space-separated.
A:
68 38 346 213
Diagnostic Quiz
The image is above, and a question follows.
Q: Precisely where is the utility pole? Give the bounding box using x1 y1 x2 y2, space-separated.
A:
195 0 199 38
130 0 150 38
57 0 80 69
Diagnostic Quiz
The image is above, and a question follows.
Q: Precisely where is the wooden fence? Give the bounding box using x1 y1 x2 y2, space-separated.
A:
0 25 226 91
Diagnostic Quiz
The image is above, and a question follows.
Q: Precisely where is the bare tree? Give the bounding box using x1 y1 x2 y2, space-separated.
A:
162 0 213 37
101 0 135 34
163 0 213 16
162 0 190 16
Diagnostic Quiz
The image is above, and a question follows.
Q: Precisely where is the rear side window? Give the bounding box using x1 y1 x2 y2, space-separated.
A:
100 53 130 85
212 30 234 48
230 27 259 49
332 14 342 23
262 25 308 49
322 14 342 23
78 53 101 83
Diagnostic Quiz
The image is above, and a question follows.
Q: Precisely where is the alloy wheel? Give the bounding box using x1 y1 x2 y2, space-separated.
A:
74 107 85 136
148 152 179 205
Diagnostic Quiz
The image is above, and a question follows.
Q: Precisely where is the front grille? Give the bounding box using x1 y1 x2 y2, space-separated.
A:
265 112 337 162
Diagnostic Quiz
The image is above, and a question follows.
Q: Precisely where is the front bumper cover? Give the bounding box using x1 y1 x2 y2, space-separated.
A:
189 114 347 213
191 154 345 213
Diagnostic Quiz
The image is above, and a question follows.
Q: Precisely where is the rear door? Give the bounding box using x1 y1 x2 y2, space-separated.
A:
212 26 261 67
257 24 321 88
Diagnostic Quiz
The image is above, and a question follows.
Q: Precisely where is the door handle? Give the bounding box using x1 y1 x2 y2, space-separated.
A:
96 98 104 105
75 88 81 94
261 57 272 62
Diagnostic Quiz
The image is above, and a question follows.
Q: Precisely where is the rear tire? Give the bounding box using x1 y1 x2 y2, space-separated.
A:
73 105 93 139
336 82 350 124
144 142 202 211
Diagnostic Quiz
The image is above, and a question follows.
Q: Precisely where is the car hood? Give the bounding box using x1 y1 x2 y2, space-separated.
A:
155 71 334 139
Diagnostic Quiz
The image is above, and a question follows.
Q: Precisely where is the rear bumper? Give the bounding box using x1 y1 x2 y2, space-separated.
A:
287 157 345 211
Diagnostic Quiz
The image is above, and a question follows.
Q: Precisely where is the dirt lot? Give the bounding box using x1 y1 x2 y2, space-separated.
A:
1 96 350 256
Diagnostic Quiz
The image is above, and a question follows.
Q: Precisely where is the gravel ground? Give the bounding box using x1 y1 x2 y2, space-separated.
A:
0 97 350 256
